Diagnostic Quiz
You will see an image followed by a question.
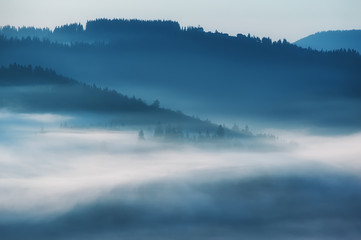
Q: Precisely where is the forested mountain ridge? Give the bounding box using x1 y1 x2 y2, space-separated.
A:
2 19 360 63
0 63 221 132
0 63 147 113
1 19 361 131
1 64 263 140
0 19 181 43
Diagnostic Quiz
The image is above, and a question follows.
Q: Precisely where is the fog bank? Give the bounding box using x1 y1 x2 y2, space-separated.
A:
0 113 360 239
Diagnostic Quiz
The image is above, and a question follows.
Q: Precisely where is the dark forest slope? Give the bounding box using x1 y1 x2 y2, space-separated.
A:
0 64 219 133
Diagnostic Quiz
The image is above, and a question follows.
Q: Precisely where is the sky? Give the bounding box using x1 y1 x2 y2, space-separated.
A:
0 0 360 42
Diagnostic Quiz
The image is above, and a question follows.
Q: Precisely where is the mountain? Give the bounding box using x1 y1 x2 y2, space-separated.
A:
1 19 361 131
0 63 220 134
294 30 361 53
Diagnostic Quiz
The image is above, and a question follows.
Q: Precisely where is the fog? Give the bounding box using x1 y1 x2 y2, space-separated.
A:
1 112 361 239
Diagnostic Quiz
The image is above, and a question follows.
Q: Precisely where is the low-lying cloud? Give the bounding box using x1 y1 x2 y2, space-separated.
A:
0 113 361 239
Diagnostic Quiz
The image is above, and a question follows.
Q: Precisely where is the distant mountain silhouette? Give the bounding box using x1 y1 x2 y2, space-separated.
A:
1 19 361 130
294 30 361 53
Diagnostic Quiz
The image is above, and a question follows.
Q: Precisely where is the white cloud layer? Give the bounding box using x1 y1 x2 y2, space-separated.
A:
0 113 360 220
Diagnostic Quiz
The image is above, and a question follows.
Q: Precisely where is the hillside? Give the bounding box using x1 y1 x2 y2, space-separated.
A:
294 30 361 53
1 19 361 131
0 64 219 133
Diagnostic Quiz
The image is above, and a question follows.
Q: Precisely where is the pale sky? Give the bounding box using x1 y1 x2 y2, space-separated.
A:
0 0 360 42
